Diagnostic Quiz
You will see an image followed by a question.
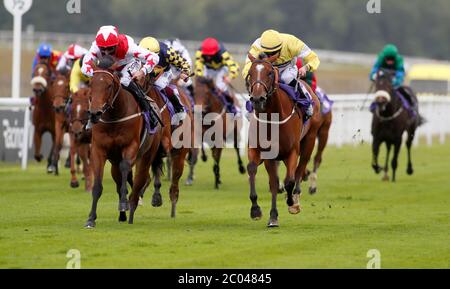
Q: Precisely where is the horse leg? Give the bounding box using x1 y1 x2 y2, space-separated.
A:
33 129 43 162
382 142 392 181
85 146 106 228
391 140 402 182
69 134 79 188
129 158 151 225
234 143 246 175
51 126 64 176
284 150 299 214
118 159 132 217
169 149 188 218
166 156 172 181
248 149 262 220
264 160 280 227
406 129 415 175
309 124 330 194
151 151 164 207
201 143 208 162
212 148 223 189
372 138 382 174
110 164 127 222
80 145 92 192
186 148 198 186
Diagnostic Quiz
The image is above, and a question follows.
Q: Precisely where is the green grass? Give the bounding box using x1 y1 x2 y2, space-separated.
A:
0 143 449 269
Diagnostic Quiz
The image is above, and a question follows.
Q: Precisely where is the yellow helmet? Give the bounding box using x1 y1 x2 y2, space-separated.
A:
260 29 282 52
139 37 160 53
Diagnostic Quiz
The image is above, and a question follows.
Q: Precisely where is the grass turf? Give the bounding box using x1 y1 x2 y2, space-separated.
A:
0 142 449 268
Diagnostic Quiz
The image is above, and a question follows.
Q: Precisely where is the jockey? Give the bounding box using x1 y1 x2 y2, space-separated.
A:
32 43 62 73
296 58 317 93
56 44 88 73
81 25 160 130
163 38 195 99
139 37 192 125
195 37 240 114
242 29 319 119
70 56 90 94
370 44 405 88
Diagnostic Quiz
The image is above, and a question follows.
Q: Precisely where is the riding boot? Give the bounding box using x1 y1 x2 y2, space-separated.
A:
164 86 187 125
126 81 159 131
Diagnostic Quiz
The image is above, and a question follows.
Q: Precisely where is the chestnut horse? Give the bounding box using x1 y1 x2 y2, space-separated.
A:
85 58 162 228
142 79 194 218
50 73 70 175
371 68 422 182
30 62 55 172
245 53 321 227
193 76 246 189
68 87 93 192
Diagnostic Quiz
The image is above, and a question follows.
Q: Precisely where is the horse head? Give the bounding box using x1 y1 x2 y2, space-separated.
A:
374 68 396 113
31 62 51 97
194 76 217 116
246 52 279 112
70 87 91 140
52 74 70 114
89 55 121 124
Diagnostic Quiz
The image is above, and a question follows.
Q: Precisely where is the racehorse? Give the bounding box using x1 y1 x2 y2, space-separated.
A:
50 73 70 175
245 53 321 227
371 68 422 182
85 56 162 228
193 76 246 189
30 61 55 173
141 76 194 218
68 87 93 192
304 88 333 194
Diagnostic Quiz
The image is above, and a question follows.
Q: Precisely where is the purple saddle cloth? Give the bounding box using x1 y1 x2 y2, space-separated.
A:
369 89 416 117
315 87 334 114
154 88 175 119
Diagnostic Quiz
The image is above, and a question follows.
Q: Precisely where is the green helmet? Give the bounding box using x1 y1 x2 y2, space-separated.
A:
382 44 398 58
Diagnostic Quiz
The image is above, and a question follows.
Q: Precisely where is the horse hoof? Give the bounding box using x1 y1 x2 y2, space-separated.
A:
239 166 246 174
288 204 301 215
250 206 262 220
64 158 71 168
47 165 56 174
152 194 163 207
382 175 390 182
407 167 414 175
118 202 130 212
35 154 43 162
278 186 285 194
267 219 279 228
309 187 317 195
372 165 382 174
201 156 208 162
118 212 127 222
70 180 80 188
185 178 193 186
84 221 96 229
138 197 144 206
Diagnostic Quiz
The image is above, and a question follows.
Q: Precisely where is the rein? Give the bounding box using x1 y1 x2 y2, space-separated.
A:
375 106 404 122
92 70 121 114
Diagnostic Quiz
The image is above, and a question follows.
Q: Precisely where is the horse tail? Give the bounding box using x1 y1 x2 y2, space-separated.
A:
417 114 426 127
152 145 165 177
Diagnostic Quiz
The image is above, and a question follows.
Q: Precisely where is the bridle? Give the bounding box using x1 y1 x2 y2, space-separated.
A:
374 70 404 122
91 70 121 114
52 76 70 113
246 59 279 98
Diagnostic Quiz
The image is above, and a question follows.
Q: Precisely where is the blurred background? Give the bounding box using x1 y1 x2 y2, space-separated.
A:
0 0 449 97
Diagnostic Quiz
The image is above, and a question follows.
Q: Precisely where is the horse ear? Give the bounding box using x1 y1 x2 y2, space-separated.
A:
247 53 257 63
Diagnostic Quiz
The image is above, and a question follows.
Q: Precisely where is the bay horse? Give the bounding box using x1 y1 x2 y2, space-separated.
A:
30 61 55 172
85 57 162 228
50 73 71 175
68 87 93 192
193 76 246 189
371 68 422 182
245 53 321 227
140 75 194 218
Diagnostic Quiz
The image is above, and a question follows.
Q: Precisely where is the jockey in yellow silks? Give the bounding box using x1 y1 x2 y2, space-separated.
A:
70 56 90 94
242 29 320 118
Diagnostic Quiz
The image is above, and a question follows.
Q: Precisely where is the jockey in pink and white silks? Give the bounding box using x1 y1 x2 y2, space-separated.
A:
81 25 160 130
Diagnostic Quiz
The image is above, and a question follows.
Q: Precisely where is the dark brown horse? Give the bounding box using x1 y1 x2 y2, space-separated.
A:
245 53 321 227
30 62 55 172
371 68 422 182
50 73 70 175
142 79 194 218
68 87 93 192
84 57 162 228
193 76 246 189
